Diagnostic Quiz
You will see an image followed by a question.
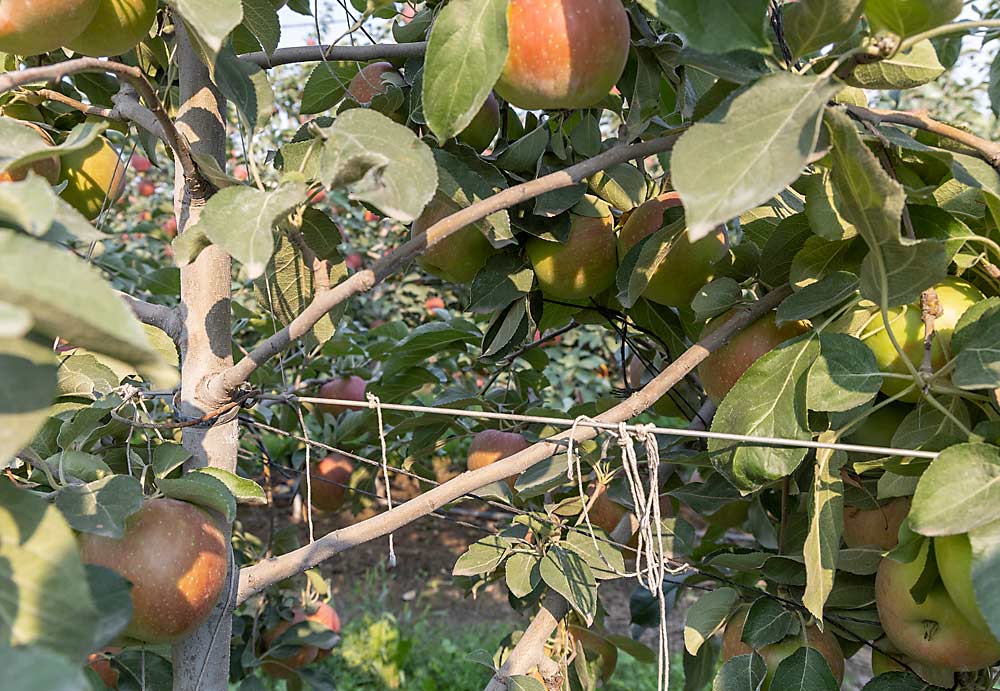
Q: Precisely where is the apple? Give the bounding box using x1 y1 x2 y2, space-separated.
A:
0 0 99 55
0 119 60 184
458 93 501 153
425 296 446 312
59 137 127 219
935 533 995 635
79 498 228 643
526 212 617 300
617 192 727 308
843 402 910 460
65 0 157 57
130 154 151 172
345 253 363 270
261 602 341 678
316 375 367 416
467 429 530 488
862 277 983 402
308 454 354 512
412 193 494 284
86 647 122 688
163 216 177 239
495 0 630 109
233 164 248 181
875 540 1000 670
347 61 403 120
137 179 154 196
697 311 811 403
585 484 627 534
721 607 845 689
871 638 955 686
842 497 910 551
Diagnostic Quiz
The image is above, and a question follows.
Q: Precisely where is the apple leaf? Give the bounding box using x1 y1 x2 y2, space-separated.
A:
846 41 945 90
240 0 281 54
301 62 360 115
684 587 738 655
713 652 767 691
616 216 686 308
636 0 770 54
84 565 133 650
0 645 90 691
453 535 511 576
950 303 1000 390
673 73 839 241
55 475 144 538
434 149 512 247
468 254 534 314
169 0 243 56
865 0 962 37
0 338 57 462
539 545 598 624
197 182 308 280
790 236 865 288
801 169 857 241
968 520 1000 640
710 334 820 493
692 278 743 322
423 0 507 142
741 597 796 649
508 676 546 691
0 478 99 660
504 552 541 598
807 333 882 412
778 272 859 325
194 468 266 506
770 647 839 690
783 0 864 58
0 119 103 176
158 473 237 523
563 529 625 581
802 439 846 621
910 443 1000 536
890 397 971 453
0 302 30 339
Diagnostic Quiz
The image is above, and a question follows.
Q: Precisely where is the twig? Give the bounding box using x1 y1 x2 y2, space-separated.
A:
899 19 1000 53
209 134 685 400
116 291 180 340
240 42 427 68
920 288 942 380
35 88 119 119
497 322 578 366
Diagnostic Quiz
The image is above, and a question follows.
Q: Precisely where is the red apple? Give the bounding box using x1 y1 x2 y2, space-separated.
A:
842 497 910 551
79 498 228 643
163 216 178 239
345 253 363 270
130 154 151 172
86 647 122 688
363 209 379 223
424 296 446 312
316 375 367 416
261 602 341 678
137 179 155 196
233 164 248 181
495 0 630 109
347 62 399 105
308 454 354 512
467 430 530 489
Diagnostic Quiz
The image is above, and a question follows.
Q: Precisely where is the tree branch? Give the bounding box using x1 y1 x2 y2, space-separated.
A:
846 104 1000 169
35 88 119 119
117 291 179 339
0 58 204 191
240 42 427 68
235 285 790 604
209 135 685 401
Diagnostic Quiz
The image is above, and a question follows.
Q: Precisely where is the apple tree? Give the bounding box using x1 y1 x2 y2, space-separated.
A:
5 0 1000 690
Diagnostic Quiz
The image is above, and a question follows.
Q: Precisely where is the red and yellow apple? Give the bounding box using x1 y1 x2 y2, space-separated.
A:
0 0 99 55
526 212 617 300
261 602 341 678
347 61 404 120
309 454 354 512
59 137 127 219
79 498 228 643
467 429 530 488
412 193 494 283
316 375 367 416
842 497 910 551
495 0 630 109
65 0 157 57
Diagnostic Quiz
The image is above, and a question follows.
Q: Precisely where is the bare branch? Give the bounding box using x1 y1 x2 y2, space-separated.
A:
241 42 427 68
210 135 684 400
0 58 205 192
117 291 179 339
35 88 118 119
235 285 791 603
846 104 1000 169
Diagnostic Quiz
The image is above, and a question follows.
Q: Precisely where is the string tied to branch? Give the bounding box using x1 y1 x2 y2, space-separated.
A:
367 392 396 568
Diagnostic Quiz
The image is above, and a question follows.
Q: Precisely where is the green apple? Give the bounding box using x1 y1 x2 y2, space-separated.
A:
935 533 995 635
59 136 127 219
526 212 617 300
862 277 983 402
617 192 727 308
64 0 157 56
458 93 500 153
875 540 1000 670
411 194 494 284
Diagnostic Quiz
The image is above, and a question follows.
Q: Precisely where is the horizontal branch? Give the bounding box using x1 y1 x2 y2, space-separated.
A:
240 42 427 68
235 285 790 604
117 291 179 339
0 58 203 190
846 104 1000 168
36 88 118 119
209 135 683 401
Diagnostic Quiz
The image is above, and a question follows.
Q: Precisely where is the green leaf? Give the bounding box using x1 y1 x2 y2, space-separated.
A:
759 214 815 288
0 478 98 659
453 535 511 576
0 645 89 691
194 468 266 506
692 278 743 321
616 216 687 308
504 551 541 598
301 62 359 115
55 474 143 538
563 529 626 580
0 231 158 365
0 301 30 339
433 149 512 246
783 0 864 58
790 236 865 289
158 473 237 523
969 520 1000 640
673 73 839 240
0 119 102 177
481 298 529 360
865 0 962 37
241 0 281 54
769 647 839 690
807 333 882 412
423 0 507 142
910 443 1000 536
214 47 274 129
951 304 1000 390
468 254 533 313
170 0 243 56
802 440 846 620
55 352 118 399
0 338 57 462
540 545 598 624
685 639 721 691
860 673 931 690
197 183 308 279
637 0 770 54
710 335 820 493
299 206 344 261
684 587 739 655
824 108 947 307
801 169 857 241
846 40 945 90
319 110 436 221
713 652 766 691
891 397 970 453
741 597 796 648
84 565 133 650
152 442 192 478
778 272 859 325
508 676 546 691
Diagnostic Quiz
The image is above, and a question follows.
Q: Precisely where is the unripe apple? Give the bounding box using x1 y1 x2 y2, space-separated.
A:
467 429 530 488
261 602 341 678
862 277 983 402
59 137 127 219
0 119 60 184
617 192 727 308
697 311 811 403
721 608 845 689
0 0 100 55
316 375 367 416
495 0 629 109
526 212 617 300
412 193 494 284
86 647 122 688
935 533 993 635
65 0 157 57
309 454 354 512
875 540 1000 670
458 93 501 152
842 496 910 551
79 498 228 643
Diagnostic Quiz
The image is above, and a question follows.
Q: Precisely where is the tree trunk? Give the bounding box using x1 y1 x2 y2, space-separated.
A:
170 23 236 691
